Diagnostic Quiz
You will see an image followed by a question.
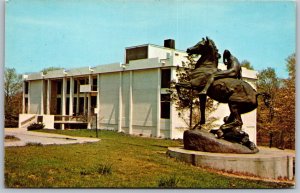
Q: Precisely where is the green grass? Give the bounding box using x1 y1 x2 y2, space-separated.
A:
5 129 293 188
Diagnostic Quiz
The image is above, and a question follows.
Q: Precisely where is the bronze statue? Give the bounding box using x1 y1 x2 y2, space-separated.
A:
199 49 242 95
175 37 270 150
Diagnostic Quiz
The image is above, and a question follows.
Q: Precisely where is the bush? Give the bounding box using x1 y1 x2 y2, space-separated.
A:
158 175 180 188
27 123 45 131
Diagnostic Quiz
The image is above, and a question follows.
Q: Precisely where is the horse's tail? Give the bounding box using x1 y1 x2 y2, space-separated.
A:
256 92 271 108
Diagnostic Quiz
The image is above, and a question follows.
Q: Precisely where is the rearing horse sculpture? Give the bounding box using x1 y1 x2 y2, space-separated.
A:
175 37 270 144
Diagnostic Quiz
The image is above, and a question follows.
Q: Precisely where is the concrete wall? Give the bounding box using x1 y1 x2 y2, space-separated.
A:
38 115 55 129
19 114 54 129
29 80 43 114
99 72 120 127
132 69 158 136
121 71 130 128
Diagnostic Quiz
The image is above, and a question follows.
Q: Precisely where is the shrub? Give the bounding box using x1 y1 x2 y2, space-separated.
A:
27 123 45 131
158 175 180 188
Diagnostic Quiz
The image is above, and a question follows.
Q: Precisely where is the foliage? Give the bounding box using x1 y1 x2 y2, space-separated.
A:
240 60 254 70
169 55 218 129
158 175 180 188
41 67 63 75
27 123 45 131
5 129 292 188
257 54 295 149
4 68 23 127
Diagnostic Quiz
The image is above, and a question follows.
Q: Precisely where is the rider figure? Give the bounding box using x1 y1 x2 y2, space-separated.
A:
199 49 242 95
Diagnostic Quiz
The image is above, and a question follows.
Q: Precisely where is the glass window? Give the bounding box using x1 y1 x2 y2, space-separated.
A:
24 81 29 94
161 69 171 88
161 94 170 119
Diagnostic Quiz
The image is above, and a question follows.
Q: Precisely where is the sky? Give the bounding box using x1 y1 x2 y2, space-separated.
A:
5 0 296 78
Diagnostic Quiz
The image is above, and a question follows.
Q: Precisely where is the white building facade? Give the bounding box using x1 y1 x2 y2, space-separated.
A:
19 40 258 142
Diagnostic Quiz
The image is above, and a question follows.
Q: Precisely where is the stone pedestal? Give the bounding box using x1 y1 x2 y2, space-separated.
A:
167 147 295 181
183 129 258 154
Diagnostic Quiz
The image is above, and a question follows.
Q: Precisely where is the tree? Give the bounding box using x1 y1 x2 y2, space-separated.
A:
256 67 280 145
256 54 296 149
4 68 23 127
240 60 254 70
273 53 295 149
170 56 218 130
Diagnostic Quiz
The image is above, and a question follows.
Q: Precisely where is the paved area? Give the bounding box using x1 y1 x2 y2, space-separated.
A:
4 128 100 147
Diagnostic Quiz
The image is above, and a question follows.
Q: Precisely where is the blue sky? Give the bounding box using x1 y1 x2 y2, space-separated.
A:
5 0 296 78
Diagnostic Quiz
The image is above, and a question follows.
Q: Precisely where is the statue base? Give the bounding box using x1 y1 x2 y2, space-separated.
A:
167 146 295 181
183 129 259 154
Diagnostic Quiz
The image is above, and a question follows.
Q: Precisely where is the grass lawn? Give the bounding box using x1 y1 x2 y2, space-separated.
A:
4 129 293 188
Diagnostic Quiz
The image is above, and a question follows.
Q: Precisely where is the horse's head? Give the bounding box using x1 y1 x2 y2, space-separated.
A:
186 37 208 56
187 37 221 67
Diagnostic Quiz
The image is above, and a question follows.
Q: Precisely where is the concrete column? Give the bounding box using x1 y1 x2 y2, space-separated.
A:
62 77 67 130
128 71 133 134
76 79 80 114
47 79 51 115
87 75 92 129
288 156 294 180
169 67 176 139
118 71 122 132
28 82 31 113
40 79 44 115
156 68 161 137
97 74 101 128
22 81 26 114
69 77 74 116
83 93 87 115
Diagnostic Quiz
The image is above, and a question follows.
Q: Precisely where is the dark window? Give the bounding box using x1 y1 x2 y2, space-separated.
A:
125 46 148 63
161 94 170 119
74 80 78 94
79 97 84 114
25 98 28 113
37 116 43 123
56 98 61 114
66 97 69 115
161 69 171 88
73 98 77 115
24 81 29 94
79 79 85 85
92 77 97 91
67 80 70 94
91 96 97 109
57 81 62 95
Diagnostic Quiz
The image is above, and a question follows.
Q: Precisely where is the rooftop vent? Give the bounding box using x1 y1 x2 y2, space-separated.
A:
164 39 175 49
